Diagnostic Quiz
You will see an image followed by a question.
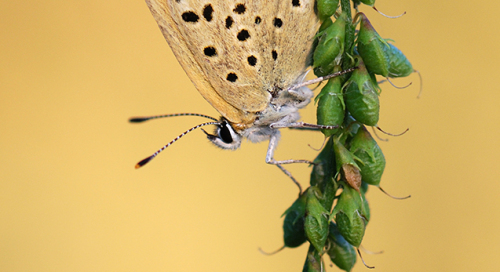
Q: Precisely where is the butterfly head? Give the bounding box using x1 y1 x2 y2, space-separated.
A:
202 119 242 150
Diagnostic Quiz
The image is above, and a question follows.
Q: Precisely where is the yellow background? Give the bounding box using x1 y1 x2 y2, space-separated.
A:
1 1 499 271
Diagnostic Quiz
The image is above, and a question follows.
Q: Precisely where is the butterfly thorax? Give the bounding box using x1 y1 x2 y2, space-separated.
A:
235 85 314 143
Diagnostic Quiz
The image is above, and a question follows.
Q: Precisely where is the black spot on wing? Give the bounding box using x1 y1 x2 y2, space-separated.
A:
226 73 238 82
237 30 250 41
181 11 199 23
273 18 283 28
247 56 257 66
233 4 246 14
202 4 213 22
225 16 233 29
204 46 217 57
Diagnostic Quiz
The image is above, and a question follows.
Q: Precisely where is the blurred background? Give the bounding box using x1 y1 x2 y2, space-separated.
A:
1 1 499 271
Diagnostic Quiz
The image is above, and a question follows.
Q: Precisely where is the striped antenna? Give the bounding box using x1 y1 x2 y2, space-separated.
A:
135 121 220 169
129 113 218 123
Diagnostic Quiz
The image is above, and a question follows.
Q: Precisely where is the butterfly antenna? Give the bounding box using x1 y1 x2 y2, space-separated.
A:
135 121 220 169
129 113 218 123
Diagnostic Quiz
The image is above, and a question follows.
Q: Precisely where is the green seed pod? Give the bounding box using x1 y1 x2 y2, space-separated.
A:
357 14 389 76
304 187 330 252
327 222 357 272
317 0 339 21
359 0 375 6
386 43 413 77
303 244 322 272
332 185 367 247
344 58 380 126
360 181 369 194
335 211 365 248
359 181 370 222
319 17 333 33
313 59 337 77
310 138 334 187
313 12 347 76
310 18 334 66
310 137 337 210
361 190 371 223
349 126 385 186
316 70 345 137
357 14 413 78
343 113 361 136
352 0 376 7
282 191 308 248
333 137 362 191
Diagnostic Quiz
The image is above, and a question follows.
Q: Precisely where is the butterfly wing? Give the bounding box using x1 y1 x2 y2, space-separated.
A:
146 0 255 125
269 0 319 90
146 0 319 125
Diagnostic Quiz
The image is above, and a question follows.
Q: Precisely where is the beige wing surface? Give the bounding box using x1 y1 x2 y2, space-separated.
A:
146 0 319 124
146 0 257 125
270 0 319 90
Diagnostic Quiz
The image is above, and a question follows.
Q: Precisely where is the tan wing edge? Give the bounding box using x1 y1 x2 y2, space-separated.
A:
145 0 256 126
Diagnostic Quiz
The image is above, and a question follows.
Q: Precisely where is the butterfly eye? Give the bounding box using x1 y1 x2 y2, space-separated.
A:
204 120 241 151
218 122 234 144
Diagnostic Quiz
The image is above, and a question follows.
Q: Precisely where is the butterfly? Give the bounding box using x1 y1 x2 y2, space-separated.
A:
132 0 353 190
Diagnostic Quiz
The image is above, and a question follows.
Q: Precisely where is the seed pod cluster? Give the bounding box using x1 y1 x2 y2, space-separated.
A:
281 2 414 271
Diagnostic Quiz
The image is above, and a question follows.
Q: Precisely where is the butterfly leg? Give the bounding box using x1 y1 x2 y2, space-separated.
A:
265 132 311 194
265 131 314 165
287 86 314 108
270 122 338 130
275 164 302 195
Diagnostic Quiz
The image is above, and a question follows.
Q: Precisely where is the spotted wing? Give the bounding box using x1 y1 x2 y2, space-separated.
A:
146 0 319 124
